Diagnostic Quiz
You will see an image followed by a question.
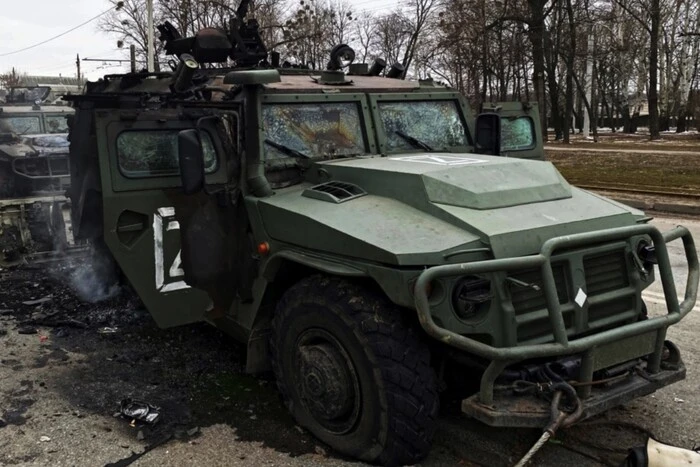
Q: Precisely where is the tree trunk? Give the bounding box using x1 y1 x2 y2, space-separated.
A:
563 0 576 144
527 0 549 141
648 0 660 140
583 28 594 138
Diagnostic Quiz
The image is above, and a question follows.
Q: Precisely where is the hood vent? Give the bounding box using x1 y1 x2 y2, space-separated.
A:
303 181 366 204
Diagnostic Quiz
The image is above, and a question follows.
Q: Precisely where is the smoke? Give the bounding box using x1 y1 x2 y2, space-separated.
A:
65 247 122 303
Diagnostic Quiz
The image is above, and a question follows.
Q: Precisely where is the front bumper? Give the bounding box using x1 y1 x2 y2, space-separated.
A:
463 341 686 427
413 224 698 425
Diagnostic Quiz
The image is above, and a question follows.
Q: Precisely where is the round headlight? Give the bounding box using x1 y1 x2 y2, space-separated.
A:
452 276 492 320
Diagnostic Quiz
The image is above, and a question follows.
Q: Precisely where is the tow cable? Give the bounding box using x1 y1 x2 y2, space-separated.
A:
513 381 583 467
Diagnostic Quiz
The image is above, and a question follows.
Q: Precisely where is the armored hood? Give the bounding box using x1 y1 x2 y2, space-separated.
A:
257 153 643 265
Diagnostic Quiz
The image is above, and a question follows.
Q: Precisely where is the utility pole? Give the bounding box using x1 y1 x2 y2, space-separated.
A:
147 0 155 72
76 54 81 81
130 45 137 73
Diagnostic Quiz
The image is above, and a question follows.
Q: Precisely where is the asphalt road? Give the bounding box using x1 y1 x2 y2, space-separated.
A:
1 215 699 467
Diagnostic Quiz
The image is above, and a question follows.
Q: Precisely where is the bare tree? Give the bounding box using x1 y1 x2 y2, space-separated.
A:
0 68 26 90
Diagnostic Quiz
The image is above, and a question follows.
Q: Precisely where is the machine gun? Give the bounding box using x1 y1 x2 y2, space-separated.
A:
157 0 267 67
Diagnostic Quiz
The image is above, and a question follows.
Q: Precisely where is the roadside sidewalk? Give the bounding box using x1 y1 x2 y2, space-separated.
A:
589 189 700 216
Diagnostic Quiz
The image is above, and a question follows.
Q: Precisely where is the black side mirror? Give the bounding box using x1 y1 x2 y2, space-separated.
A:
178 129 205 195
475 113 501 155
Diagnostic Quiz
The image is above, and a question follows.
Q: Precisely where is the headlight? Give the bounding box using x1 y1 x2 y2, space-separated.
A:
634 239 657 278
452 276 492 320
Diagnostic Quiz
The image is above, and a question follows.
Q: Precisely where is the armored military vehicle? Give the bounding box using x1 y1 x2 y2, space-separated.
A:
0 86 75 264
65 4 698 465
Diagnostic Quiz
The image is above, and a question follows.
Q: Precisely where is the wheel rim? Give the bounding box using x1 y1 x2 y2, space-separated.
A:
294 328 361 435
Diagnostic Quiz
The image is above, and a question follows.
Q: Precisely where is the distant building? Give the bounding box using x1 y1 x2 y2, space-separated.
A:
21 76 86 87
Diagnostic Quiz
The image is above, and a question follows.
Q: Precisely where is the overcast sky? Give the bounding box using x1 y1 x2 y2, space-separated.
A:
0 0 397 81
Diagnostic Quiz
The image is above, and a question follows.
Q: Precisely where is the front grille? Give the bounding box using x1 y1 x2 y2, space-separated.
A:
510 263 568 315
588 296 635 324
584 250 629 295
509 249 632 345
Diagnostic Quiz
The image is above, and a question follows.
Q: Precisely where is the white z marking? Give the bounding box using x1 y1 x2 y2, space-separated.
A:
389 155 486 166
154 207 190 293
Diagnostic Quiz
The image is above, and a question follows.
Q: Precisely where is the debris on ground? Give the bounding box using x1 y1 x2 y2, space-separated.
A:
22 296 52 306
119 399 162 426
622 438 700 466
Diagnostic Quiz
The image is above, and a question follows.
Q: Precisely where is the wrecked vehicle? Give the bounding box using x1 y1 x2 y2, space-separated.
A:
64 3 698 465
0 86 75 265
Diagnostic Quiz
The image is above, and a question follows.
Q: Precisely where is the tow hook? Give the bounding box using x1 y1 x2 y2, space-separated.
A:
514 381 583 467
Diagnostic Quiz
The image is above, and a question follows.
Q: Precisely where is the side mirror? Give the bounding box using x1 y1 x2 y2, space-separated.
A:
178 129 205 195
475 113 501 155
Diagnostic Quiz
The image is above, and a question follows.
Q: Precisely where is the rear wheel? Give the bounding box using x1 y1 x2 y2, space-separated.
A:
270 275 439 466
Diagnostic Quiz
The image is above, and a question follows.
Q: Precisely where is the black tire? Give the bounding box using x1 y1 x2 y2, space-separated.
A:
270 275 439 466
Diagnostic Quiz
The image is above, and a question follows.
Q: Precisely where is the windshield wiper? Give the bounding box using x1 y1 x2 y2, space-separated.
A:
264 139 310 159
395 131 433 151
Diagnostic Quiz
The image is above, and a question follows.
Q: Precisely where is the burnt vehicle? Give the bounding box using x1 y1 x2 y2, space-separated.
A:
0 86 75 264
65 4 698 465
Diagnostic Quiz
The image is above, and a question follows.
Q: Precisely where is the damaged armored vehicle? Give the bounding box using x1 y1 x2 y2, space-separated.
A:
65 3 698 465
0 86 75 265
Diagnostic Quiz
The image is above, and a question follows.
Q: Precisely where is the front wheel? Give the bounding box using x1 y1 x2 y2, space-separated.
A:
270 275 439 466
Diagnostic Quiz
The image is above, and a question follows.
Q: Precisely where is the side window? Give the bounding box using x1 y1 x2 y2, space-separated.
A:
501 117 535 151
45 115 69 134
117 130 218 178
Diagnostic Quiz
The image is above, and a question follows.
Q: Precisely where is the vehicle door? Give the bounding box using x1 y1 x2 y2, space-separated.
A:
482 102 544 160
95 109 239 327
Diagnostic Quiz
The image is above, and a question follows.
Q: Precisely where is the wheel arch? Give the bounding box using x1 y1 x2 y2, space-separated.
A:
245 252 376 373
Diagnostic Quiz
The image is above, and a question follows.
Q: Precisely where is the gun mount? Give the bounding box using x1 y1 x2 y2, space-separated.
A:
157 0 267 67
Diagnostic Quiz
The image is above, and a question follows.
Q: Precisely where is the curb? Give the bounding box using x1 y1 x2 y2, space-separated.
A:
611 197 700 216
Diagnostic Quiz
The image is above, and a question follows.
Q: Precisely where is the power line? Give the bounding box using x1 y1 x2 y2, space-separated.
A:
0 4 123 58
31 48 119 73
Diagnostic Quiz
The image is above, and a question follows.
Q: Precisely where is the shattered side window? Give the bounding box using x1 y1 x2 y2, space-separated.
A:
262 103 366 160
0 116 42 135
117 130 217 178
44 115 69 134
501 117 535 151
378 100 469 152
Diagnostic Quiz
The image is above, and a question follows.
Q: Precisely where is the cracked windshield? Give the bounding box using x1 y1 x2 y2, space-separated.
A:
262 102 366 160
378 100 469 152
0 116 41 135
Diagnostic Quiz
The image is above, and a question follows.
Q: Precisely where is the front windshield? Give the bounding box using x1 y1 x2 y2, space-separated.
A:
0 116 42 135
7 87 51 104
378 100 470 152
262 102 366 161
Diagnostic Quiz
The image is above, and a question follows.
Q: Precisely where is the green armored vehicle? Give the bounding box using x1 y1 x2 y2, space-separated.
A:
65 6 698 465
0 86 74 264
